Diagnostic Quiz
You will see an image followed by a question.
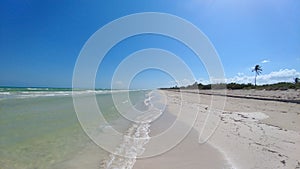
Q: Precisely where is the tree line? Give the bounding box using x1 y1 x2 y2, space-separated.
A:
163 65 300 90
165 82 300 90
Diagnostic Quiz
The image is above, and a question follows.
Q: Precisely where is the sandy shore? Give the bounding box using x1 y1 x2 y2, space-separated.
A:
57 89 300 169
182 89 300 104
140 89 299 169
134 105 230 169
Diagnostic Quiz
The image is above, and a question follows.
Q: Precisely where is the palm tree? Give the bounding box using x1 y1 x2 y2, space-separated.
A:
252 65 262 86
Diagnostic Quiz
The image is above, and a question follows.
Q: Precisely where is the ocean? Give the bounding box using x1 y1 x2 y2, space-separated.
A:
0 87 153 169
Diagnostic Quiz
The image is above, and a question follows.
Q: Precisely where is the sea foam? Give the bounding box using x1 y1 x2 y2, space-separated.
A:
102 91 162 169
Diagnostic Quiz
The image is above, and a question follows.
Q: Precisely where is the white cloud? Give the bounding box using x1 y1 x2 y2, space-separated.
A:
168 69 300 86
261 59 270 63
227 69 300 84
237 72 244 76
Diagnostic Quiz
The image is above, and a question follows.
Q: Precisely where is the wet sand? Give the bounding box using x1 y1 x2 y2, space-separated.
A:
155 89 300 169
56 89 300 169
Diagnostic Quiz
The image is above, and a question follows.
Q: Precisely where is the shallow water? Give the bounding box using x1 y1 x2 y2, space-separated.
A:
0 88 150 169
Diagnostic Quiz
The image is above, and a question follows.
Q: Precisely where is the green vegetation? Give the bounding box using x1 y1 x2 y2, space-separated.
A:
257 82 300 90
252 65 262 86
163 81 300 90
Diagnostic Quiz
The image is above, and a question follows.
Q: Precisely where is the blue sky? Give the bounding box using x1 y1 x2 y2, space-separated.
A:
1 0 300 89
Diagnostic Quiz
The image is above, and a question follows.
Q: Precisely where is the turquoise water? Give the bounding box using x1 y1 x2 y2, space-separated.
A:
0 88 149 169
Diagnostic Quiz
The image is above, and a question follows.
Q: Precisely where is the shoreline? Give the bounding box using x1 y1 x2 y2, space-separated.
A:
134 90 232 169
165 89 300 104
160 89 300 169
51 89 300 168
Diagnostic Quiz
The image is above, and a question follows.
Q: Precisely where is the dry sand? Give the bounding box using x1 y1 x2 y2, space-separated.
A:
142 89 300 169
57 89 300 169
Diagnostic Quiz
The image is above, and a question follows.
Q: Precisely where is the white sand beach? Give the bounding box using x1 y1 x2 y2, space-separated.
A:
134 89 300 169
55 89 300 169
